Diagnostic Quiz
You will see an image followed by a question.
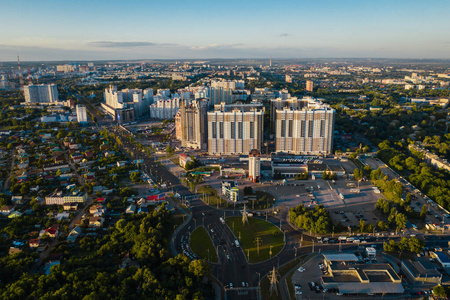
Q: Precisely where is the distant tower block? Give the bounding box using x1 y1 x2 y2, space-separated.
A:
306 80 314 92
242 204 249 225
269 57 272 67
248 149 261 183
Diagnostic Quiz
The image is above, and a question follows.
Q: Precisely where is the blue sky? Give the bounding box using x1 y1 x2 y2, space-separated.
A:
1 0 449 61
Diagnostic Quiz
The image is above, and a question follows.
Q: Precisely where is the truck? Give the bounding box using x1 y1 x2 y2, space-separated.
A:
235 240 240 247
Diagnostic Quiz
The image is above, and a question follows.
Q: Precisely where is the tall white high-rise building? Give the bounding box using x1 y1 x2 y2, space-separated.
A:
76 105 88 124
24 84 59 103
179 99 209 150
207 103 264 155
275 98 335 155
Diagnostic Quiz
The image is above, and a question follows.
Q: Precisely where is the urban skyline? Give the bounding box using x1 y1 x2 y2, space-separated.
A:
1 0 450 61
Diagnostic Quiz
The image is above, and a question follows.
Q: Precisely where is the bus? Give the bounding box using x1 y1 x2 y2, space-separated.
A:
219 217 225 224
235 240 240 247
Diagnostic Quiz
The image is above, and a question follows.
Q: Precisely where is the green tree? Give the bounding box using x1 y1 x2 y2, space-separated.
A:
420 205 428 219
395 213 407 230
409 237 425 254
433 285 447 298
353 168 363 189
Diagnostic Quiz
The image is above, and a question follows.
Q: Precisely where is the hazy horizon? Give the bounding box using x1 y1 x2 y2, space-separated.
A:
1 0 450 61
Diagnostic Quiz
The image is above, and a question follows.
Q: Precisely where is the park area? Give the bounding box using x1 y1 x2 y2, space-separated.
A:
226 216 284 263
189 226 218 263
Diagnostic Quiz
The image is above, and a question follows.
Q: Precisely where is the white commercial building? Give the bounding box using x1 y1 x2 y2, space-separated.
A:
24 84 59 103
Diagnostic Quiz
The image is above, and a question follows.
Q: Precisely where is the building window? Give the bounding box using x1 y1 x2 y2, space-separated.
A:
320 120 325 137
288 120 293 137
250 121 254 138
308 120 313 137
231 122 235 139
300 120 306 137
212 122 217 138
219 122 224 139
281 120 286 137
238 122 243 139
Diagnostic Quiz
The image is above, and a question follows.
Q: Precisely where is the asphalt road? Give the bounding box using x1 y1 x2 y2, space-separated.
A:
108 125 450 300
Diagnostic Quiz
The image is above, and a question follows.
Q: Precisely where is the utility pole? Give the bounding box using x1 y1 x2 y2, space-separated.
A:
255 237 263 256
242 204 249 225
268 266 279 296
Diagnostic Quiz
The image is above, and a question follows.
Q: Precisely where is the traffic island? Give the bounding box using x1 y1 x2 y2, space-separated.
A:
226 216 284 263
189 226 218 263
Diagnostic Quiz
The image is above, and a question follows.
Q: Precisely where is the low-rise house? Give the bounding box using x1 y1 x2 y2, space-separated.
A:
63 203 78 211
67 226 82 243
0 205 14 216
29 238 40 248
89 204 106 217
126 205 136 214
9 247 22 255
89 217 104 228
11 196 23 204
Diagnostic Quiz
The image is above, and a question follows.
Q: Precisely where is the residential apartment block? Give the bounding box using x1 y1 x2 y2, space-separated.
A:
207 103 264 155
275 97 335 155
179 98 209 149
24 84 59 103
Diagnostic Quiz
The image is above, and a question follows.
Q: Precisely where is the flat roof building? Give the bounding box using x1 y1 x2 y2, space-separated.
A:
207 103 264 155
322 254 404 296
274 97 335 155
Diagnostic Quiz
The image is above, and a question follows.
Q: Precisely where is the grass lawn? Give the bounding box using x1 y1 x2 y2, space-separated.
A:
225 216 284 263
189 226 218 263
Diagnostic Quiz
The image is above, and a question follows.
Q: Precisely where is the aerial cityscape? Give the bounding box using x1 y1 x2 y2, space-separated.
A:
1 1 450 300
